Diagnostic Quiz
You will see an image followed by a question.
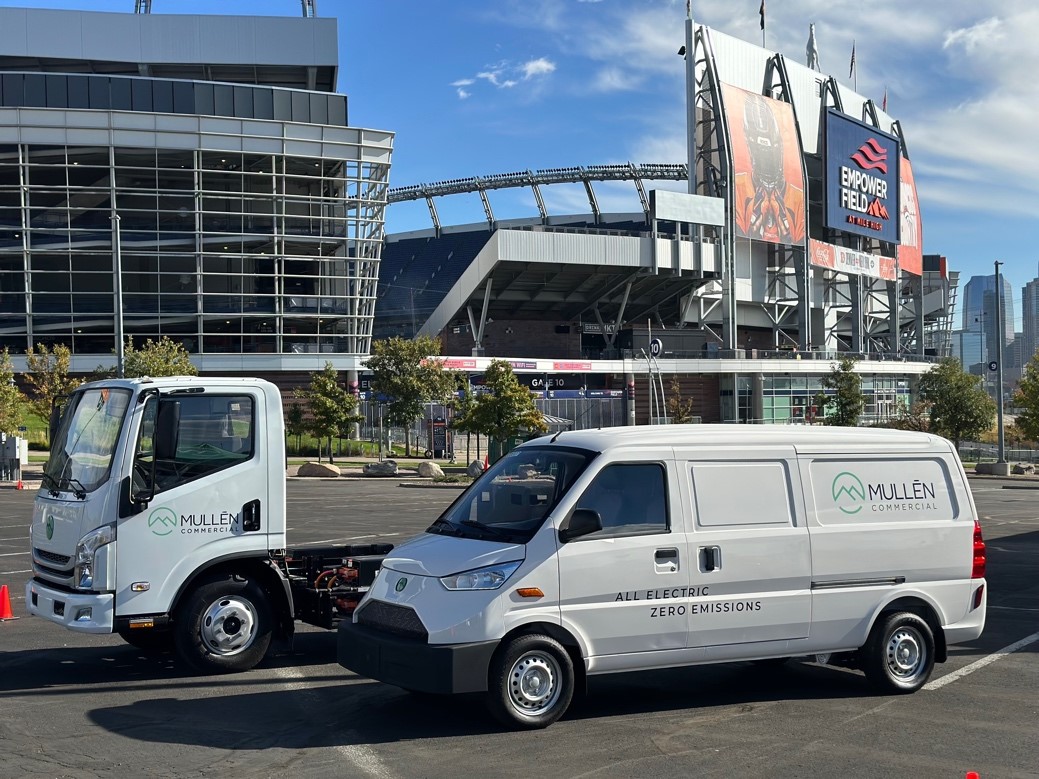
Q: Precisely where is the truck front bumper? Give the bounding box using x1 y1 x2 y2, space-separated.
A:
337 620 497 694
26 579 114 633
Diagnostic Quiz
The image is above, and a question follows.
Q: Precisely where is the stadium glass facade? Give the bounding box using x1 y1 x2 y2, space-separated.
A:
1 12 392 374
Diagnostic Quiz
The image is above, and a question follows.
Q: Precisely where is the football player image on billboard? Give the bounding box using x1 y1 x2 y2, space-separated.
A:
897 156 923 276
722 83 806 246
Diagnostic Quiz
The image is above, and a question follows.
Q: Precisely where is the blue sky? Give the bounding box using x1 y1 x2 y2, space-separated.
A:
8 0 1038 331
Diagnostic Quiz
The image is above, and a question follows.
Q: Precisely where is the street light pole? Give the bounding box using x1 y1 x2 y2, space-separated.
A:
994 260 1006 465
111 210 124 378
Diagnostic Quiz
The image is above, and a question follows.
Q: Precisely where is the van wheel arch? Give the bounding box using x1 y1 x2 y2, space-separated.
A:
870 597 946 664
500 623 586 696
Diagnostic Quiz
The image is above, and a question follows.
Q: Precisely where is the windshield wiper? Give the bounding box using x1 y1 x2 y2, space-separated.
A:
41 472 60 497
427 518 465 536
65 478 87 500
460 519 515 540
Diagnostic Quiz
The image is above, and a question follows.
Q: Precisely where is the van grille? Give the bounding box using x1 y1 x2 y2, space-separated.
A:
356 601 428 641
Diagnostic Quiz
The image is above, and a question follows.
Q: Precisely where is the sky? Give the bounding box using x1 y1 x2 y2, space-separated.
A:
6 0 1039 331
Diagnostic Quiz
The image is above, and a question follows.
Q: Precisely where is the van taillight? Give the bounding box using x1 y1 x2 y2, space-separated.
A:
971 519 986 579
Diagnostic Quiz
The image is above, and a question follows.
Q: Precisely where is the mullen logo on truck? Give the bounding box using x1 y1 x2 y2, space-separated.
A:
150 507 242 536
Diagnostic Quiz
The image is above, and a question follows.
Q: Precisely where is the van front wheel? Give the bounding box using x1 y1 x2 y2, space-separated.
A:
487 634 574 730
863 612 934 693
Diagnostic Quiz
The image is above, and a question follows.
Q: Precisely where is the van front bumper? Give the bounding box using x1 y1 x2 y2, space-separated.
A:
337 620 497 694
26 579 114 633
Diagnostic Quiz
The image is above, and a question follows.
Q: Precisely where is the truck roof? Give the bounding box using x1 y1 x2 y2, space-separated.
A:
76 375 279 392
524 424 950 454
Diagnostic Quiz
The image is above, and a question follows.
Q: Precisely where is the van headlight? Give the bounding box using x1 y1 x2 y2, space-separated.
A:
74 524 116 591
439 561 522 591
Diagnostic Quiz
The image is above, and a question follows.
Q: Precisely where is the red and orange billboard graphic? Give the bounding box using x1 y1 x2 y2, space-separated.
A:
721 83 806 246
897 156 923 276
809 239 897 281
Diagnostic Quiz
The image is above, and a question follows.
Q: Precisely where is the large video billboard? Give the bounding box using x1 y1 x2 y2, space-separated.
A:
825 110 900 244
722 83 806 246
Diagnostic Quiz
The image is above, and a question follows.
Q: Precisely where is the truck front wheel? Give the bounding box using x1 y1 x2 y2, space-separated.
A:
487 634 574 730
174 576 272 674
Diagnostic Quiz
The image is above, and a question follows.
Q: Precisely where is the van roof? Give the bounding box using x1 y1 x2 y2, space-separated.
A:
525 425 949 453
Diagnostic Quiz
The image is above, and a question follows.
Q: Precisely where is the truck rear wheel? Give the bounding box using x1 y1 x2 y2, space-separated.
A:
862 612 934 693
487 634 574 730
174 575 272 674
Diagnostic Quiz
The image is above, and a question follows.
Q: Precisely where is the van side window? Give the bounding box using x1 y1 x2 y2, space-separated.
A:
136 395 254 494
573 463 668 539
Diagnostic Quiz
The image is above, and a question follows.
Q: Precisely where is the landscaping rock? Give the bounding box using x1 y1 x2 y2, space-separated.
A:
467 460 486 478
417 461 445 478
363 459 398 477
1011 463 1036 475
297 461 341 478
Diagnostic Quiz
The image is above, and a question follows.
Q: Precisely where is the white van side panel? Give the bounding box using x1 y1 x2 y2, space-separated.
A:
801 452 976 647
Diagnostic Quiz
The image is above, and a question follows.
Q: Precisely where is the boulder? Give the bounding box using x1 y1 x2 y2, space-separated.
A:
363 459 399 477
417 461 445 478
1011 463 1036 475
517 464 538 479
467 460 486 478
297 461 341 478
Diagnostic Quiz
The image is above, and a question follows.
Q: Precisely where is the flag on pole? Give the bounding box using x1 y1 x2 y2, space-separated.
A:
849 40 856 79
882 87 888 112
759 0 765 31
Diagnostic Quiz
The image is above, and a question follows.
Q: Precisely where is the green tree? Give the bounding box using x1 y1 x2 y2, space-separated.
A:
1012 351 1039 442
449 373 479 462
123 336 198 378
286 402 307 455
917 357 996 448
0 348 24 436
22 343 80 440
296 362 361 463
816 356 864 427
366 335 457 456
468 360 547 461
666 376 697 424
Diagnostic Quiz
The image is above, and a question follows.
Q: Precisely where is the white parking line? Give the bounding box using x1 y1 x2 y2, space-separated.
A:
924 631 1039 690
0 551 29 557
292 533 400 546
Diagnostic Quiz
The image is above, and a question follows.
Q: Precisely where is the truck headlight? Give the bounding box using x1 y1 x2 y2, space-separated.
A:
74 524 116 591
439 561 521 591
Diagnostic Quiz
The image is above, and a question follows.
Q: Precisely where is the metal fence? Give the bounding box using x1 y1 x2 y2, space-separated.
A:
958 442 1039 464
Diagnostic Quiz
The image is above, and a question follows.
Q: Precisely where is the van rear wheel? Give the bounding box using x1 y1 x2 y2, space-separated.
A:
487 634 574 730
863 612 934 693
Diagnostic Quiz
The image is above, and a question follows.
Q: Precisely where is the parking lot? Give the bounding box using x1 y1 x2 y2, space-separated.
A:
1 477 1037 779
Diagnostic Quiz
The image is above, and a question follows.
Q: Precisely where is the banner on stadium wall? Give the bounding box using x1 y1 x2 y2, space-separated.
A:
809 239 897 281
721 83 806 246
897 156 923 276
824 110 900 244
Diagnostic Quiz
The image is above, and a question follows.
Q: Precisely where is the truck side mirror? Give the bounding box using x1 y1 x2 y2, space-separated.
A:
154 399 180 461
559 508 602 543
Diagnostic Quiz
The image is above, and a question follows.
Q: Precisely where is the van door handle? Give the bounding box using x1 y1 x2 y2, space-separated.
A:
655 548 679 573
700 545 720 572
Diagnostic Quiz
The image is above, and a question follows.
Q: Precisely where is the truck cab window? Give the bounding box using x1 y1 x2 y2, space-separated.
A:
136 394 255 494
573 463 668 539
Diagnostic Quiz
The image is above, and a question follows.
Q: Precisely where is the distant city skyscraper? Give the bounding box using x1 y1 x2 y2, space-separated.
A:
962 274 1014 363
1023 277 1039 367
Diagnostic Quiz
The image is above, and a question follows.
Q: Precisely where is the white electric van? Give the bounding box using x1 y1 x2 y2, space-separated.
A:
338 425 987 729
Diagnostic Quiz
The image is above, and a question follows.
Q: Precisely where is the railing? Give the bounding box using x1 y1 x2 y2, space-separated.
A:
593 348 943 364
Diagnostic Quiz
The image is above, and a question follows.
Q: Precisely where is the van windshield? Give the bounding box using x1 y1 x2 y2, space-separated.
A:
428 446 596 544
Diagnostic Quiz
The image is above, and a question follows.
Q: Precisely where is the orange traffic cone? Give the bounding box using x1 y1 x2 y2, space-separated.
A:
15 480 24 490
483 454 490 471
0 585 15 621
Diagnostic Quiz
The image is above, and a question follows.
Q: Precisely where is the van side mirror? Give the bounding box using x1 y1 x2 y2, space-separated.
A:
154 399 180 461
559 508 602 543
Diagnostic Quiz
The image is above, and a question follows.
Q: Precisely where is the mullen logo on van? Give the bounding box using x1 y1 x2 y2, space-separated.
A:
831 472 866 515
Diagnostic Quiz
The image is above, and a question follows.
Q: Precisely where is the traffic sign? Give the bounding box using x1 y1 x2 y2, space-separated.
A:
649 338 663 358
988 360 998 372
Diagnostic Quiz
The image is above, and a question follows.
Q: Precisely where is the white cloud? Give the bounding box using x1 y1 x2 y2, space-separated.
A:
521 57 556 79
451 78 475 87
456 88 471 100
591 66 641 92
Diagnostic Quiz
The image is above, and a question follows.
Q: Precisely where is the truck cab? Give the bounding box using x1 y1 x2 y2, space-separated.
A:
26 376 380 672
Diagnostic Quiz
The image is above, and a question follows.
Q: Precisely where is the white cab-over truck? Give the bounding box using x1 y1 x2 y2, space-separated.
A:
340 425 988 729
26 376 389 672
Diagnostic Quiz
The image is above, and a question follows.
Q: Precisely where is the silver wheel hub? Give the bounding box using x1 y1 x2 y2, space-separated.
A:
507 652 561 717
886 628 923 679
200 595 257 656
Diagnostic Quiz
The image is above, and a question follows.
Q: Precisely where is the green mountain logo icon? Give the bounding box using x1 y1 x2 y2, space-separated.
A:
148 507 177 537
831 472 866 515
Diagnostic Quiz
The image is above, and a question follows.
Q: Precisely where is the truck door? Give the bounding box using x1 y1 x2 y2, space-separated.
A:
115 389 268 618
675 447 813 648
556 456 689 657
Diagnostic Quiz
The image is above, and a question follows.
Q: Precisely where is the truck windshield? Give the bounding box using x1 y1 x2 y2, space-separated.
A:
43 387 132 495
428 446 596 544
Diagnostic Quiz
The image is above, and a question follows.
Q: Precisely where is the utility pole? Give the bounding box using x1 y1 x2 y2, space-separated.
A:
994 261 1006 466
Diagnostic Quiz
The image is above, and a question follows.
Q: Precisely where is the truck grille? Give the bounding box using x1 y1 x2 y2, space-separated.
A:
356 600 428 641
35 548 71 566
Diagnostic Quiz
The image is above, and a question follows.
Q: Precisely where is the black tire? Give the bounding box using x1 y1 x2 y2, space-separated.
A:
487 634 574 730
174 575 272 674
862 612 935 694
117 627 172 653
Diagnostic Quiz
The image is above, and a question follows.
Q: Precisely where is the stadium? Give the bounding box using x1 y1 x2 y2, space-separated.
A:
0 6 956 426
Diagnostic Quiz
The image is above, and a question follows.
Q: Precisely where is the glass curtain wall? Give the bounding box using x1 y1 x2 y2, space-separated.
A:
0 143 387 357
